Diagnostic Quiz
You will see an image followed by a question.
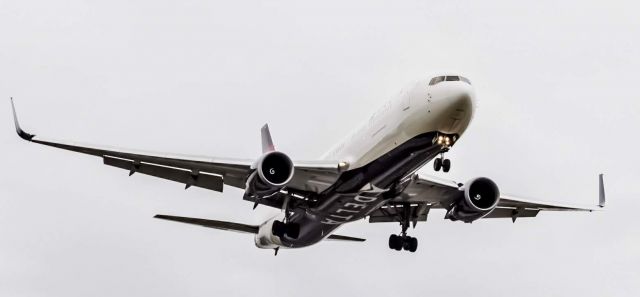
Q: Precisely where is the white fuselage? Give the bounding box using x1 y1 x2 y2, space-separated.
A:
323 78 475 169
255 76 476 249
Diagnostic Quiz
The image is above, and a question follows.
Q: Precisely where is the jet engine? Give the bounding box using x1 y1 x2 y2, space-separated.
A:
253 214 303 248
445 177 500 223
245 151 294 198
254 216 283 249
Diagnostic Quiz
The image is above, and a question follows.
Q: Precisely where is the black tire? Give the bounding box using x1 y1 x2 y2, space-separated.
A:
285 223 300 239
272 220 285 237
394 239 403 251
433 158 442 171
389 234 403 250
442 159 451 173
389 234 398 249
408 237 418 252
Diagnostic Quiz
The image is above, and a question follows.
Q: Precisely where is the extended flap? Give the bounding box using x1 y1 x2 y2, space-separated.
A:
104 156 223 192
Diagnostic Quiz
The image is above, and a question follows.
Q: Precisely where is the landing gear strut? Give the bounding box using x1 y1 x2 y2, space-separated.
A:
433 152 451 173
388 204 418 252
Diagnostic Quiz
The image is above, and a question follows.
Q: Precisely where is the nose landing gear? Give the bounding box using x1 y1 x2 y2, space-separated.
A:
433 153 451 172
433 134 455 173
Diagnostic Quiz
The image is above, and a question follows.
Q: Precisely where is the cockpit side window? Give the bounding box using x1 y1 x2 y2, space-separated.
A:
429 76 445 85
460 76 471 85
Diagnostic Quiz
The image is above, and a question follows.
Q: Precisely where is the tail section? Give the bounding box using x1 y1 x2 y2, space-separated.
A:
261 124 275 153
599 173 606 208
154 214 259 234
154 214 365 243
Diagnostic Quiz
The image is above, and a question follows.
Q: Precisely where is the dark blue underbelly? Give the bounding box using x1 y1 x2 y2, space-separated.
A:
281 131 446 248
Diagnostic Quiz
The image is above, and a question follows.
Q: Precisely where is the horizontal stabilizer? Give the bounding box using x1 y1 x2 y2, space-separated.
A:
326 234 366 242
155 214 365 242
154 215 258 234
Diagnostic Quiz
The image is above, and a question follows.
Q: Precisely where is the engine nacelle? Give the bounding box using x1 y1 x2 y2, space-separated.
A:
446 177 500 223
254 216 283 249
245 151 294 198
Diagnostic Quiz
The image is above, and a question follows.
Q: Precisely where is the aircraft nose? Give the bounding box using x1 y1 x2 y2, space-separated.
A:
448 83 473 104
431 82 475 134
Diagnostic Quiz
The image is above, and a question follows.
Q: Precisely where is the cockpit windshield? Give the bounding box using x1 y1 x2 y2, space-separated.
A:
429 75 471 86
446 76 460 81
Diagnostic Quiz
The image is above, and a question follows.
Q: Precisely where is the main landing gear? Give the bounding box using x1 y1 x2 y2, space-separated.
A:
271 193 300 239
388 206 418 252
388 233 418 252
433 153 451 173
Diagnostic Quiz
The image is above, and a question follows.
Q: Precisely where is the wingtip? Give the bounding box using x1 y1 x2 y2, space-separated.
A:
10 98 35 141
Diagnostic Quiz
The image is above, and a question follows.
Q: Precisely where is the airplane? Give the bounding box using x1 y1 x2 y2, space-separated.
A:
10 74 605 254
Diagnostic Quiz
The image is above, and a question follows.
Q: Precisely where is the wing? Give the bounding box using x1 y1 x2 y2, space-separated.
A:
10 99 340 194
369 173 605 223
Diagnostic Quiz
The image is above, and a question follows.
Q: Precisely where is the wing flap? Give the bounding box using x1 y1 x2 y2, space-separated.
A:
104 156 224 192
368 203 431 223
484 207 540 219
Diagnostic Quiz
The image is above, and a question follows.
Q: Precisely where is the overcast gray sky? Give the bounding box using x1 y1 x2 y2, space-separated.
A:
1 1 639 296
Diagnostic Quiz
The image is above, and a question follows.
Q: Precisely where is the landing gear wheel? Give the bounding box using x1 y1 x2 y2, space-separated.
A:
401 236 412 251
408 237 418 253
388 203 420 252
388 234 403 250
388 234 396 249
433 158 442 171
442 159 451 173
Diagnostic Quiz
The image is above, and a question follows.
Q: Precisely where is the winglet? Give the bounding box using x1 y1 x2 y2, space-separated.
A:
10 98 36 141
261 124 275 153
598 173 606 208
